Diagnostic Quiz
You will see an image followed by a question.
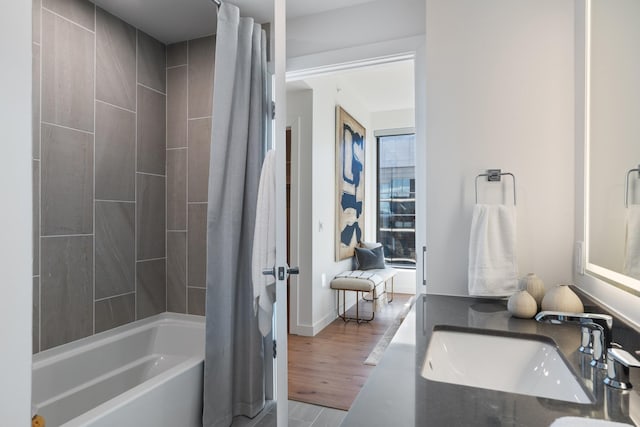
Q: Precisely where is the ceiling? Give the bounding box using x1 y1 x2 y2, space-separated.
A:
91 0 377 44
336 60 415 112
290 60 415 113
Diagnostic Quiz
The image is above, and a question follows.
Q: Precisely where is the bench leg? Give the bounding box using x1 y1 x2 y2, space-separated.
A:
335 289 375 323
386 277 394 303
363 277 394 304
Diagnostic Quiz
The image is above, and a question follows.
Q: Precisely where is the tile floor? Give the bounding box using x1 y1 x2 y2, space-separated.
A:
231 400 347 427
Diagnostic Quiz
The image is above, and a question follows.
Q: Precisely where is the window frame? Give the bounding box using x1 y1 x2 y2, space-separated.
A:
375 128 416 269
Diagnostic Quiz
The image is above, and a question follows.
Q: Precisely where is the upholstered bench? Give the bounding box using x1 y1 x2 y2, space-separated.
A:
330 268 396 322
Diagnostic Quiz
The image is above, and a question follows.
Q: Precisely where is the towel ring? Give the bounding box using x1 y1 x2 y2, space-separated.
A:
625 165 640 208
475 169 517 205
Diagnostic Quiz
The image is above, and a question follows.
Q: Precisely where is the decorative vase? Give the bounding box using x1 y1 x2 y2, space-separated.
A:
520 273 545 310
541 284 584 313
507 290 538 319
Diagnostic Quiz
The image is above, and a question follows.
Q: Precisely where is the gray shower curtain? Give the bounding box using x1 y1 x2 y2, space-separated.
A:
203 3 268 427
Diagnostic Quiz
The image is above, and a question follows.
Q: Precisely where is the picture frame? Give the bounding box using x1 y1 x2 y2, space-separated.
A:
335 106 366 261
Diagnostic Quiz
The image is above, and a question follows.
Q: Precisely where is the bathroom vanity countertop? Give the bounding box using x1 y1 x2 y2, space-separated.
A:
342 294 640 427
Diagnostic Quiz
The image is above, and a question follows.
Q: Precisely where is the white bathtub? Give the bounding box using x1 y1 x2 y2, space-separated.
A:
32 313 205 427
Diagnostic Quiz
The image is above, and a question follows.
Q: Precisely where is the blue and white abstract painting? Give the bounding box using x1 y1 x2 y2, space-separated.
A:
336 106 365 261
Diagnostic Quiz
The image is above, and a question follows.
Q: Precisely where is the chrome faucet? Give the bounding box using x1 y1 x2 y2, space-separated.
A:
604 344 640 390
535 311 613 369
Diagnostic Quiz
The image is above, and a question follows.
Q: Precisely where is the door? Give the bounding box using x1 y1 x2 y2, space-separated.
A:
272 0 289 425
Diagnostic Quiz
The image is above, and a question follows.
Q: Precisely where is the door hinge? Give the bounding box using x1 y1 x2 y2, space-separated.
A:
273 339 277 358
271 101 276 120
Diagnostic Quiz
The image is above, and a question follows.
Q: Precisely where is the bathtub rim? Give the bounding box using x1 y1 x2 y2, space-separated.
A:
32 312 205 369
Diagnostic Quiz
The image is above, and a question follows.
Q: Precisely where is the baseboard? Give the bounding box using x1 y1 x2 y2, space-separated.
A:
393 282 417 295
312 310 338 335
290 323 315 336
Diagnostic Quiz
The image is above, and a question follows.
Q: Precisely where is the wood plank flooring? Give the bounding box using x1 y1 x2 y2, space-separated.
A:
287 293 413 411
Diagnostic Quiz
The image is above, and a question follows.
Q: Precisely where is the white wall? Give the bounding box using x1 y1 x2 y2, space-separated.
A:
372 108 415 131
425 0 576 296
303 75 374 334
287 76 375 335
286 0 425 77
287 0 425 60
0 1 33 424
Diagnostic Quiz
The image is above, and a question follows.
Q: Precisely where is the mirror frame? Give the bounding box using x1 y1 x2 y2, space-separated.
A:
583 0 640 297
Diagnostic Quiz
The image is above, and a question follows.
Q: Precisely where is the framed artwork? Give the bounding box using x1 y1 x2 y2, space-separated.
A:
335 106 366 261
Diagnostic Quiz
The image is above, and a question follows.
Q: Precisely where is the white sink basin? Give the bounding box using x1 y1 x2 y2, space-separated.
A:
421 327 593 404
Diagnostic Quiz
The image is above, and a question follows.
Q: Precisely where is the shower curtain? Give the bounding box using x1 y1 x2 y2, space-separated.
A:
203 3 268 427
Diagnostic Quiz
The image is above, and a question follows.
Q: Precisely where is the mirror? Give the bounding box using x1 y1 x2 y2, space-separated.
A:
586 0 640 290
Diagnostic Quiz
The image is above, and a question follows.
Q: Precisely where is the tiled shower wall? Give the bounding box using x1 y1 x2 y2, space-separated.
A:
32 0 168 352
165 38 216 316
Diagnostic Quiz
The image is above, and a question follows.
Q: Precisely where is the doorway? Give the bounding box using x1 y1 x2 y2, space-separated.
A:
285 57 419 411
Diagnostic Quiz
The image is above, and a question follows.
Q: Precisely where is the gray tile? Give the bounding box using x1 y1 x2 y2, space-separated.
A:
137 86 166 175
188 35 215 118
42 0 95 31
253 411 276 427
41 236 93 350
42 9 94 132
137 259 167 319
33 160 39 275
95 201 135 299
188 118 211 202
41 124 93 236
33 0 41 44
136 173 166 260
187 204 207 286
95 102 135 201
187 287 206 316
96 7 136 111
311 408 347 427
167 148 187 230
32 43 40 159
137 30 166 93
167 66 188 148
95 293 135 333
289 401 323 423
33 277 40 354
167 232 186 313
247 411 312 427
167 41 187 67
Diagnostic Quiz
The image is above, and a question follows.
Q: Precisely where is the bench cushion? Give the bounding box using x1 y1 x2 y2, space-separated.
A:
330 268 397 292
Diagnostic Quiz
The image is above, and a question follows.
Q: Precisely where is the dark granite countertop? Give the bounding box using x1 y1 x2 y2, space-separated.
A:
342 292 640 427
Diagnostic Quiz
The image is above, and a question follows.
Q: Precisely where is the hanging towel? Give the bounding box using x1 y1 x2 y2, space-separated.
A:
623 205 640 280
468 204 518 296
252 150 276 336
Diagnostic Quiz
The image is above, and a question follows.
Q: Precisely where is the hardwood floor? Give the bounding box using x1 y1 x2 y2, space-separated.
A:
287 293 414 411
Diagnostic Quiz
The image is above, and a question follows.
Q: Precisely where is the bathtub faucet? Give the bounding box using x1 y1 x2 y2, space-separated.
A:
535 311 613 369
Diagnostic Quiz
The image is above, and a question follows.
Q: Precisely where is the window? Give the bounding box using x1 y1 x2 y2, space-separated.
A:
376 132 416 267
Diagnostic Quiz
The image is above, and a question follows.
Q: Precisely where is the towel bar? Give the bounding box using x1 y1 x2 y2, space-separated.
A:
475 169 517 205
625 165 640 208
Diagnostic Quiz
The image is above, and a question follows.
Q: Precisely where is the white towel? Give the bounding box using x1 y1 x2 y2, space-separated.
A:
468 204 518 296
623 205 640 280
252 150 276 336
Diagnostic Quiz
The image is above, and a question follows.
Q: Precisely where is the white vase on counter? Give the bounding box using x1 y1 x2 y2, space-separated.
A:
520 273 545 310
507 290 538 319
541 284 584 313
